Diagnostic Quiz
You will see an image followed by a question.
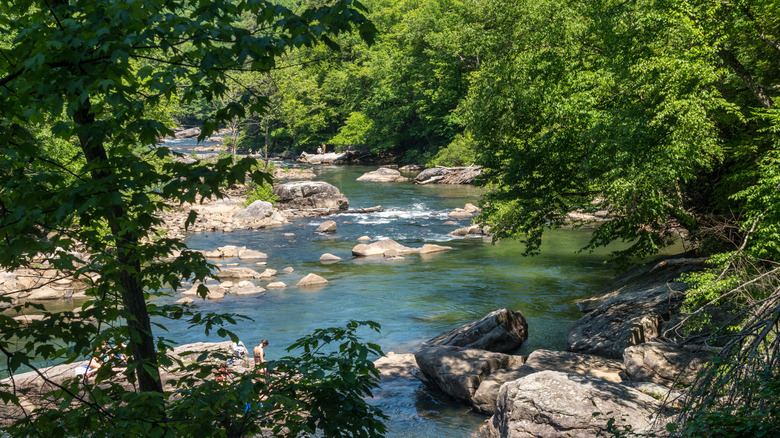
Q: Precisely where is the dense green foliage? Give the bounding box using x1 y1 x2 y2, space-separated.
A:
3 0 780 435
0 0 384 436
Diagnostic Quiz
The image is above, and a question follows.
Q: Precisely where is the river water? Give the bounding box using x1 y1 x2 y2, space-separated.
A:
152 142 625 437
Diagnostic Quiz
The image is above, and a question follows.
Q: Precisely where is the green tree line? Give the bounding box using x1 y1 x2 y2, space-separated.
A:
212 0 780 434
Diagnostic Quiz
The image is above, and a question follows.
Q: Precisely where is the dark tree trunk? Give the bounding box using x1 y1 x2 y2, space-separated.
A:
73 101 165 397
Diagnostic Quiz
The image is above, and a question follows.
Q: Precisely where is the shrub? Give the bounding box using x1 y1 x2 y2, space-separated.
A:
245 180 278 206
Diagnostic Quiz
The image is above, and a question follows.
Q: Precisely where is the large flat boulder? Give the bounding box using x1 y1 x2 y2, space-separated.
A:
298 152 347 165
356 168 408 183
413 166 482 185
523 349 624 383
414 344 525 404
623 342 713 387
351 239 416 257
426 308 528 353
273 181 348 212
478 371 668 438
567 258 706 359
214 267 260 280
374 352 419 381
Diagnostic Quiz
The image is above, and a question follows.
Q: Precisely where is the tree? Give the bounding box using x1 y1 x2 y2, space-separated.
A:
461 0 780 433
0 0 381 435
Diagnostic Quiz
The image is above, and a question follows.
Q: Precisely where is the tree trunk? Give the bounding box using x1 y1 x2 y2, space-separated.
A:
73 101 165 397
718 48 774 109
264 115 270 172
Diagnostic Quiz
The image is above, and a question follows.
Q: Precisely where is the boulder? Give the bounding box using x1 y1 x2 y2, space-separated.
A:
568 257 706 359
448 209 475 219
281 267 294 273
523 349 624 383
425 308 528 353
419 244 452 255
356 167 408 183
623 342 712 386
298 151 347 165
296 273 328 287
204 287 226 300
176 297 195 305
357 236 372 242
258 269 277 279
449 225 491 237
273 181 349 212
414 166 482 185
203 245 245 259
414 344 525 404
352 239 416 257
175 127 201 138
238 249 267 260
229 285 266 296
316 220 337 233
472 367 536 414
182 284 227 299
319 253 342 263
266 282 286 289
374 352 420 381
234 200 273 219
478 371 667 438
214 267 260 280
20 286 66 301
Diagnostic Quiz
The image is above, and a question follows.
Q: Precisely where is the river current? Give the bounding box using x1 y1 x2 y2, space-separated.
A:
154 141 625 437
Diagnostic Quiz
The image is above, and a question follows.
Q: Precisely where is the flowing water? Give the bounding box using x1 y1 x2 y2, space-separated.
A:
7 139 640 436
152 141 629 437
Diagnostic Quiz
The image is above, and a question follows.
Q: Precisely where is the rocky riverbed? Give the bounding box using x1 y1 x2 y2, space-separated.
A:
374 256 713 437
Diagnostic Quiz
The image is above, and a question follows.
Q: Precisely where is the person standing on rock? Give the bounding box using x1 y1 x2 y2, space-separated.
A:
254 339 269 366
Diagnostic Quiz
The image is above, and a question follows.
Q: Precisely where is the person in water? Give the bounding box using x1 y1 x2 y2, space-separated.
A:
253 339 269 366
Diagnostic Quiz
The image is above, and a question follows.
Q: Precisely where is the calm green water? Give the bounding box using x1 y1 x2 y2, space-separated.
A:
155 158 625 437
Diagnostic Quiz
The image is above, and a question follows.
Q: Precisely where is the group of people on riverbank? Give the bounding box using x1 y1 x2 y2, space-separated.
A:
74 341 128 383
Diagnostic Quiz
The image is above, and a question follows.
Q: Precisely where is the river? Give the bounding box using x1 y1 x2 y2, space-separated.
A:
153 142 624 437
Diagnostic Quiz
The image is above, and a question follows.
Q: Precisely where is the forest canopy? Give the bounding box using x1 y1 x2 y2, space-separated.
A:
2 0 780 435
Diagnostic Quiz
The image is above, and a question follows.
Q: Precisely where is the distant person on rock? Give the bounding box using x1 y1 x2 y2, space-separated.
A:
254 339 269 366
317 146 323 154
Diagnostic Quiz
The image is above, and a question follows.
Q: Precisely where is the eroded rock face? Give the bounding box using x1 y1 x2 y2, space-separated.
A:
568 259 705 359
273 181 348 212
414 344 525 403
426 308 528 353
478 371 668 438
356 168 408 183
623 342 712 386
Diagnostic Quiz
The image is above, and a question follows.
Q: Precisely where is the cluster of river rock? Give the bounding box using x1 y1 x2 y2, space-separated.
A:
373 257 713 437
1 147 707 436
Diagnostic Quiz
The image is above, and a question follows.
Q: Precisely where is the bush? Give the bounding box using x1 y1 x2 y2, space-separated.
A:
245 180 278 206
428 133 476 167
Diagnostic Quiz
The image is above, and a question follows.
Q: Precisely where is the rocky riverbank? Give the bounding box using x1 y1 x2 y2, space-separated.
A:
374 256 713 437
